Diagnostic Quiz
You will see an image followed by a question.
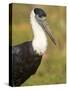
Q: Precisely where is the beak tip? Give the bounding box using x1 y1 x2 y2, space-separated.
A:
53 40 57 46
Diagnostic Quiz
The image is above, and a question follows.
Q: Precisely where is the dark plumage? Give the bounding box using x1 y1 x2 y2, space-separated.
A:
11 41 42 86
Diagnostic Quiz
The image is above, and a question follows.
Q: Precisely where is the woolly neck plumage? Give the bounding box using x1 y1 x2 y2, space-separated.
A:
30 10 47 55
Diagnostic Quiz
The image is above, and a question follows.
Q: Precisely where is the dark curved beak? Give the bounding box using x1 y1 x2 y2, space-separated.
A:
41 19 56 45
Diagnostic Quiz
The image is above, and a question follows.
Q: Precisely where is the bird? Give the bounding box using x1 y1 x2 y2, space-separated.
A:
9 8 56 86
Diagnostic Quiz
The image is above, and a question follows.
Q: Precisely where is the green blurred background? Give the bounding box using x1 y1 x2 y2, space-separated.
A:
11 3 66 86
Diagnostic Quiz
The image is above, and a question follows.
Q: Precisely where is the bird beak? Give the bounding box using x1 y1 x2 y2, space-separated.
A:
41 18 56 45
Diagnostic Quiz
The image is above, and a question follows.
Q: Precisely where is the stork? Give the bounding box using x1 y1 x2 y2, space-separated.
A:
9 8 56 86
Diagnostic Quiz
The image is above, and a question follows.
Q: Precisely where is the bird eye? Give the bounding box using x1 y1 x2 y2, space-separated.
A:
38 14 42 18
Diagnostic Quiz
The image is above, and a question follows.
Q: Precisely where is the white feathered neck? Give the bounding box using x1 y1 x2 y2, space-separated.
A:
30 10 47 55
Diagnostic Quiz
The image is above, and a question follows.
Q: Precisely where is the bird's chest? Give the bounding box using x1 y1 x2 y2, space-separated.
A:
32 35 47 55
